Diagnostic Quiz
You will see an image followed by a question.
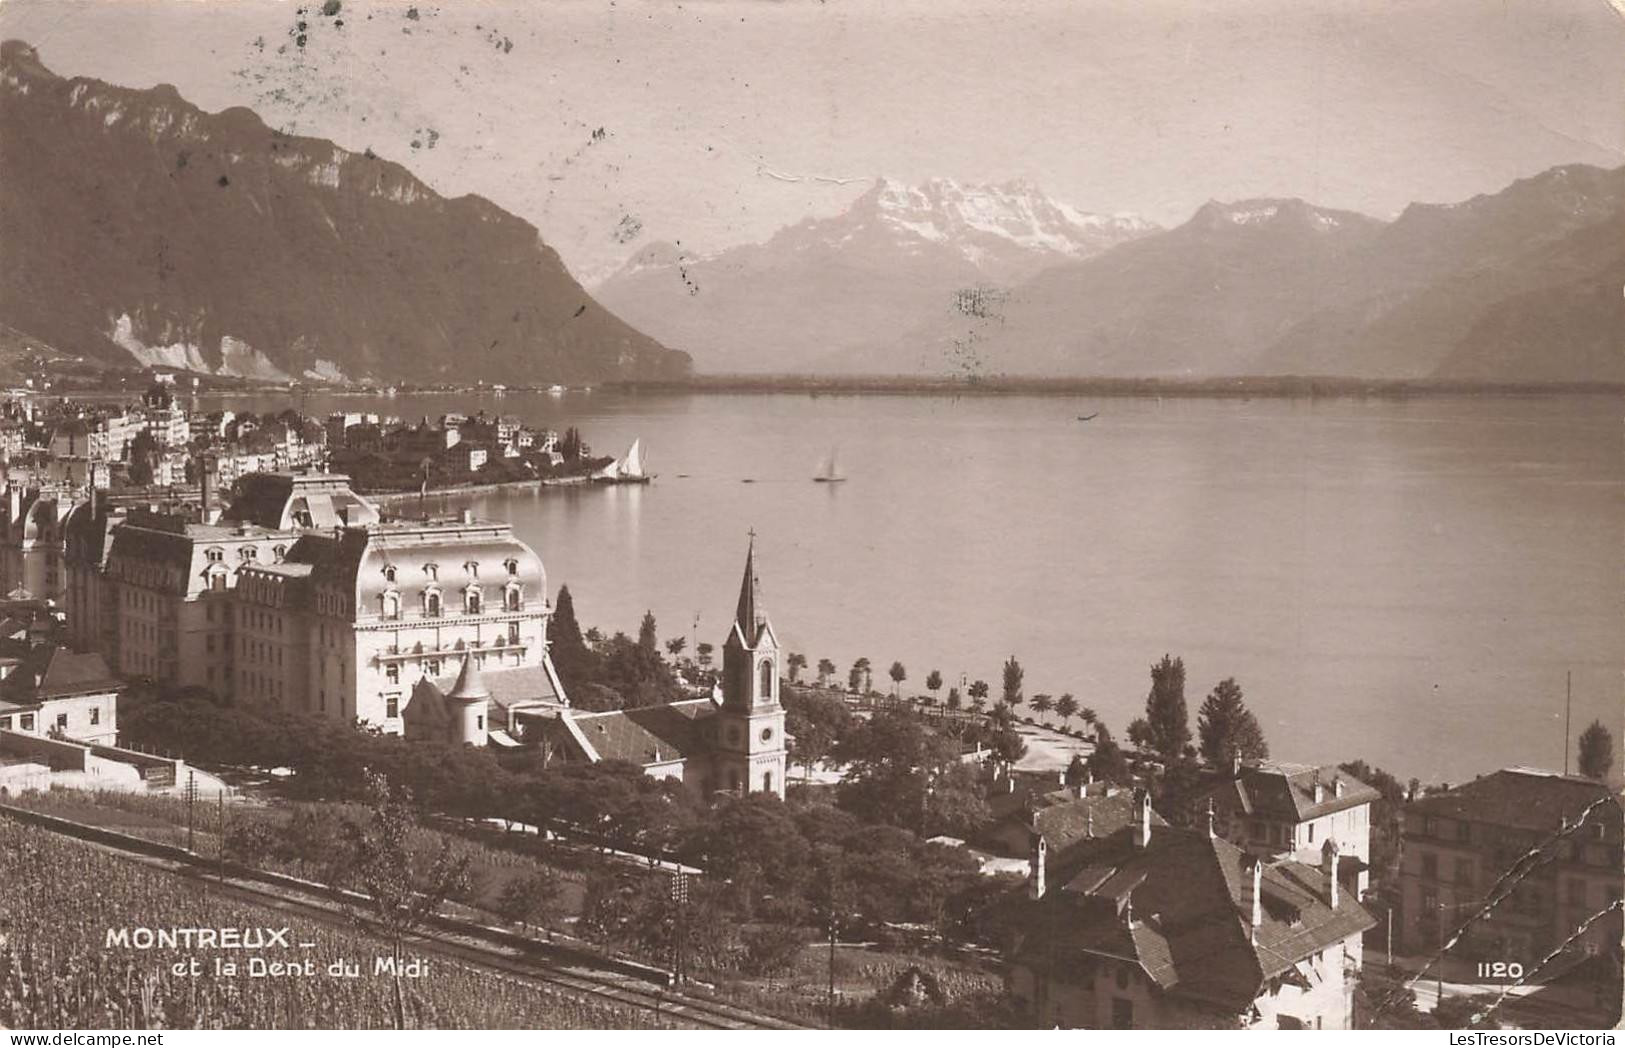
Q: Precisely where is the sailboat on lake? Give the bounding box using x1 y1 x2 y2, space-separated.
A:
813 446 846 484
593 438 654 485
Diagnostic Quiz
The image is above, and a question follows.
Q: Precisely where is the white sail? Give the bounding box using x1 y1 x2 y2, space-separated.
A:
621 438 645 478
592 458 621 481
816 446 842 481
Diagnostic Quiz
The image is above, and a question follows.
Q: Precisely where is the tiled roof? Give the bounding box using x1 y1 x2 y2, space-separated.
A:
1408 768 1622 837
3 647 120 701
1179 761 1381 825
565 698 717 767
1015 824 1376 1015
430 664 564 714
1032 792 1169 863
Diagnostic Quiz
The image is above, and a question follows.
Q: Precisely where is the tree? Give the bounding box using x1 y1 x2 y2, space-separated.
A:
637 610 658 653
925 669 943 702
497 870 564 938
1577 720 1615 780
1197 677 1270 766
787 652 807 684
127 429 160 486
945 686 962 712
1001 655 1024 710
546 585 596 693
855 657 873 694
889 661 907 697
1079 706 1097 729
785 689 852 779
1054 693 1078 730
333 772 471 1029
968 679 989 708
1087 724 1131 785
1064 754 1089 789
1031 693 1053 723
665 636 687 660
816 658 836 687
1142 654 1191 760
847 662 864 694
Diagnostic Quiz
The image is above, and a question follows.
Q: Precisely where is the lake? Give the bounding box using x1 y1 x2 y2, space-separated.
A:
199 389 1624 785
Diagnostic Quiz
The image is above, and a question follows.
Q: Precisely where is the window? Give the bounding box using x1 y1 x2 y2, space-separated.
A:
758 660 773 699
1308 823 1316 843
423 563 438 581
210 571 226 593
464 560 480 579
383 564 397 583
89 708 100 726
505 558 519 576
19 714 33 731
475 714 484 730
465 588 483 615
760 726 773 743
385 695 399 718
385 663 399 685
425 591 442 617
507 621 520 645
427 658 442 676
239 546 257 562
1421 852 1438 881
0 716 9 730
763 770 773 793
54 713 68 732
504 586 521 612
381 592 400 620
272 544 287 563
206 547 224 563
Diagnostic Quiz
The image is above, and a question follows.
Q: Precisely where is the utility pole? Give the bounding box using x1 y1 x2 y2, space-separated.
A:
185 770 196 852
827 913 837 1028
1564 670 1572 776
218 789 226 885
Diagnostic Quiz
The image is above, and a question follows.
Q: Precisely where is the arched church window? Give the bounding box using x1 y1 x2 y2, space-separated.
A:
763 770 773 794
758 659 773 699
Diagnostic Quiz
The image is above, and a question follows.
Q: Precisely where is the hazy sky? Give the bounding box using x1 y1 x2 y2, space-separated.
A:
4 0 1622 281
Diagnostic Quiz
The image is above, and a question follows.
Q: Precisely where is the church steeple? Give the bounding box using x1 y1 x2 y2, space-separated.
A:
734 532 765 646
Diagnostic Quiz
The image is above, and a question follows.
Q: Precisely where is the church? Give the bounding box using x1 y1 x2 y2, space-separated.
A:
533 538 789 800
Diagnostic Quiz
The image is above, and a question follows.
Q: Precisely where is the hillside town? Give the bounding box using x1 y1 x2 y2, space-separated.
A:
0 383 1617 1032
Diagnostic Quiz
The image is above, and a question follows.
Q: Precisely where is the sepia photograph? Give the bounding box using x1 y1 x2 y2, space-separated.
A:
0 0 1620 1035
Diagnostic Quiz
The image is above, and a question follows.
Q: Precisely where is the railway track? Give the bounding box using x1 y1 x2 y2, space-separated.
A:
1 804 808 1030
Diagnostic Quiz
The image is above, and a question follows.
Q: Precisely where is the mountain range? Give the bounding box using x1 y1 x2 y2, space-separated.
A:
593 178 1157 376
0 40 689 385
602 167 1624 384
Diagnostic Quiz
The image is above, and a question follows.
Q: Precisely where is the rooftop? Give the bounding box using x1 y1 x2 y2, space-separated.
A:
1408 768 1622 837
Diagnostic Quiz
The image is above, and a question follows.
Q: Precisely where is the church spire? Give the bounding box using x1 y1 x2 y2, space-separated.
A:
734 531 764 645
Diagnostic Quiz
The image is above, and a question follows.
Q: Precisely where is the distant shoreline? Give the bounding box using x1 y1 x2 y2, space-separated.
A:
612 374 1625 399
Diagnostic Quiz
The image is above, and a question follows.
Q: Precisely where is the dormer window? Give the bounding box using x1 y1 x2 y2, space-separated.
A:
238 547 258 562
464 560 480 579
272 544 287 563
205 547 225 563
383 564 397 583
465 587 483 615
381 592 400 620
423 563 438 581
503 585 522 612
424 590 442 618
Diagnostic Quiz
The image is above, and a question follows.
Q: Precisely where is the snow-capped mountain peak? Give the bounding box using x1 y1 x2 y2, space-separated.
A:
859 176 1155 263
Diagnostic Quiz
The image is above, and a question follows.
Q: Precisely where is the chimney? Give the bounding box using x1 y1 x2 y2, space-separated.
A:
1242 855 1262 939
1029 834 1047 899
1321 838 1341 909
1312 769 1324 805
1205 797 1217 839
1085 807 1094 838
1131 787 1152 849
1232 754 1243 778
1334 776 1345 798
461 508 474 525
